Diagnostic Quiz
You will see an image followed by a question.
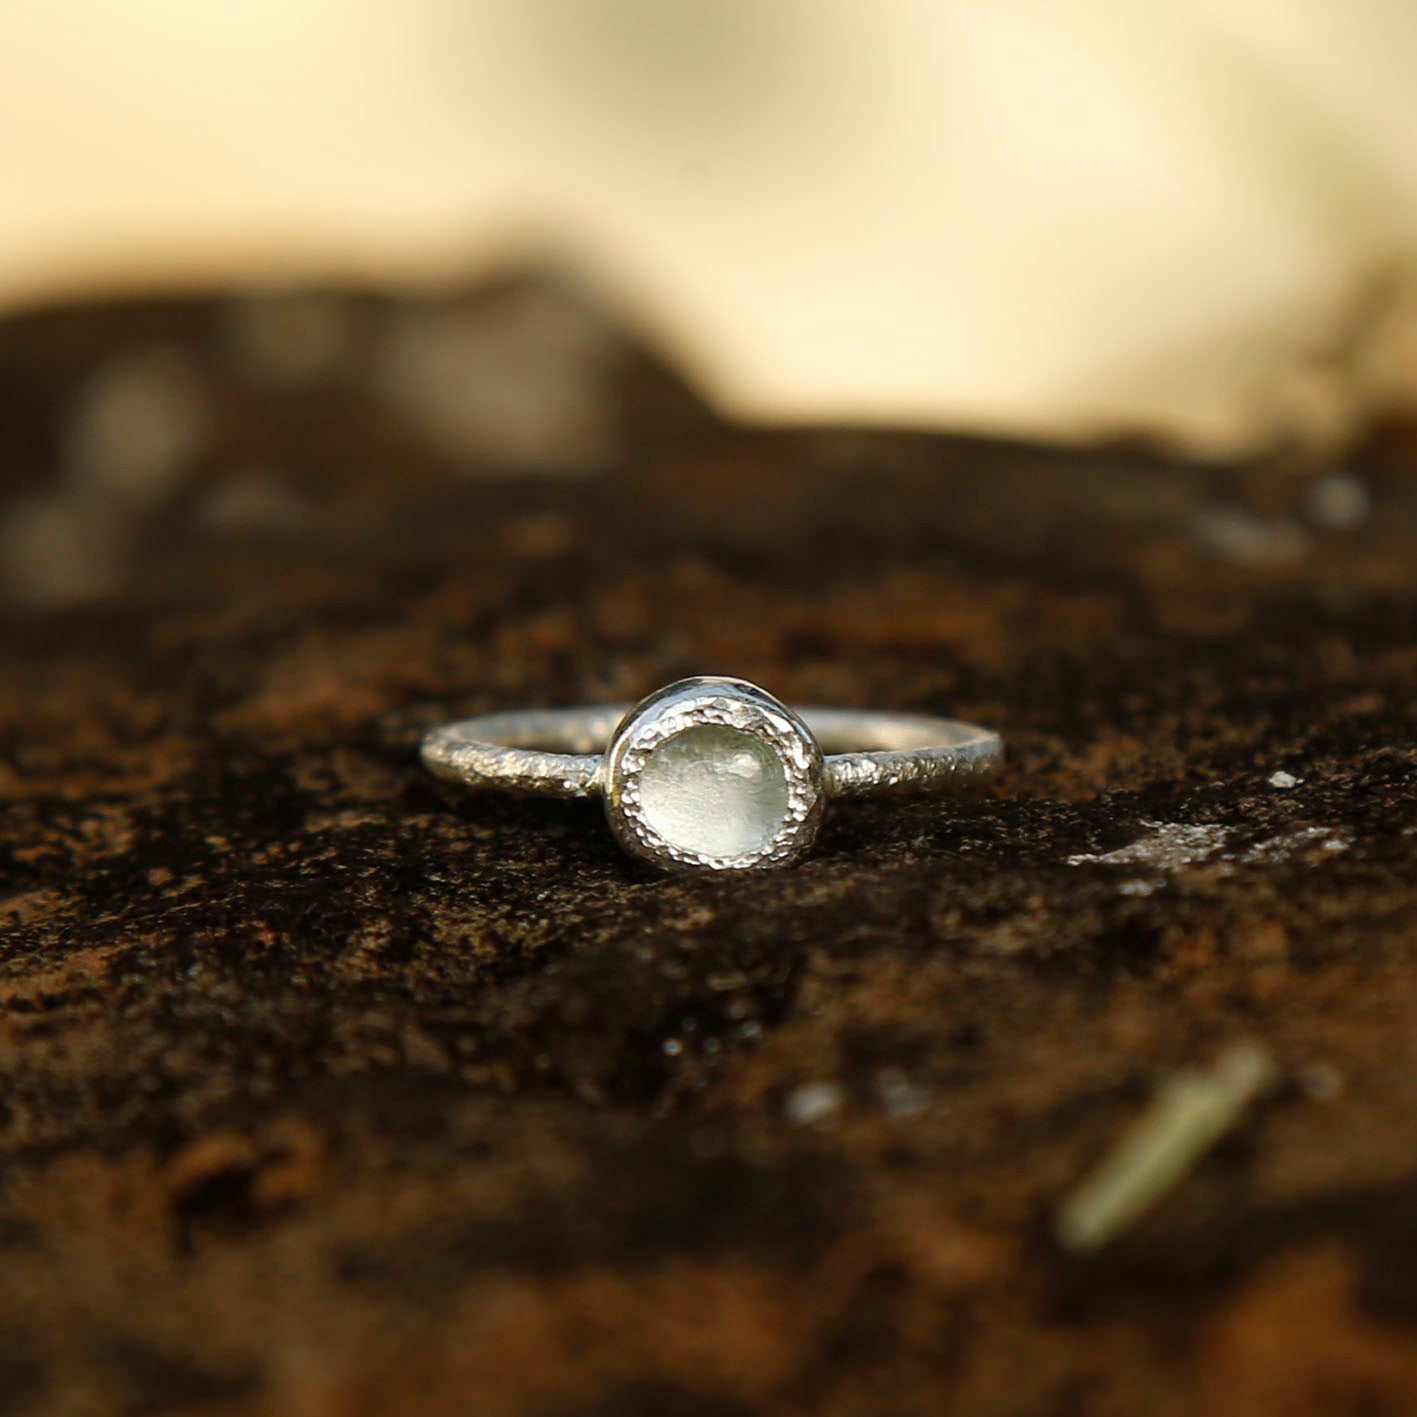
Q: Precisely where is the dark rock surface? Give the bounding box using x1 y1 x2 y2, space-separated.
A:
2 289 1416 1414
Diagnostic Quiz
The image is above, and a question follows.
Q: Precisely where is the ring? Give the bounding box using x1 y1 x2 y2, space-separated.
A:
421 676 1003 872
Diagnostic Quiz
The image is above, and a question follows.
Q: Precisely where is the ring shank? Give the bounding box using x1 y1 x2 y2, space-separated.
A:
421 704 1002 800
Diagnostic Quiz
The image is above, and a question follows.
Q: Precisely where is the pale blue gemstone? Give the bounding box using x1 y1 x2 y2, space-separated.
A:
638 725 788 857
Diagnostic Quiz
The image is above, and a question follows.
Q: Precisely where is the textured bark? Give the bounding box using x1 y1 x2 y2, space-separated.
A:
2 292 1417 1415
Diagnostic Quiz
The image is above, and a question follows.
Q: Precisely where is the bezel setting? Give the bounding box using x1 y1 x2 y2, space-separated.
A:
602 677 825 871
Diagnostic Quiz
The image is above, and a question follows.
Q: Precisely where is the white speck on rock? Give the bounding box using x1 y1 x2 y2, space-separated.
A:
1238 827 1349 865
785 1082 843 1127
1068 822 1228 871
1268 770 1300 789
1071 819 1351 875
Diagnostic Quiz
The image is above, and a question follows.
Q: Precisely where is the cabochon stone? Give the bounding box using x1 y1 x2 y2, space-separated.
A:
637 724 789 858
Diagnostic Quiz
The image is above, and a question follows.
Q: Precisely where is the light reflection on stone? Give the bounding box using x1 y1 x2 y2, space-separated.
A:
637 724 788 858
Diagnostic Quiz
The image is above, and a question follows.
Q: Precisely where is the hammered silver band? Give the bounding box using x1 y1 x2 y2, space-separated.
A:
421 677 1002 872
421 705 1002 799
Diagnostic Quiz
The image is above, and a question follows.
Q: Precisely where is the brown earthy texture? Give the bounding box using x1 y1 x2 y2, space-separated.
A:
2 286 1417 1416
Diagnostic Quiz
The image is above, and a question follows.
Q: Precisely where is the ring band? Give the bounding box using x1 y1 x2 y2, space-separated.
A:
421 676 1003 872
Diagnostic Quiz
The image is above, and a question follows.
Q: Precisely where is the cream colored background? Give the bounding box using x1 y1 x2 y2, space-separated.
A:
2 0 1415 456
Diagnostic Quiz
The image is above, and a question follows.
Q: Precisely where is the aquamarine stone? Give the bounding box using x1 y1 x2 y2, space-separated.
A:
637 724 788 857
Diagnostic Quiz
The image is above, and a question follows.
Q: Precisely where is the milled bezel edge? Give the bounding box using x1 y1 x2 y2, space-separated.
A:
603 681 825 871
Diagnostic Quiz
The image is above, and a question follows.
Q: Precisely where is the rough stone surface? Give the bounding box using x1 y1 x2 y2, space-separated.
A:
1 288 1417 1415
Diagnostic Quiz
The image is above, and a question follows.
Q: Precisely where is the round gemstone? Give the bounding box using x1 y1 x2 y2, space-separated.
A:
636 724 790 858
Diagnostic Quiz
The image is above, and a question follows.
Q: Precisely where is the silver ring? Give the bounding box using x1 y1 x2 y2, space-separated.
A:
421 676 1003 872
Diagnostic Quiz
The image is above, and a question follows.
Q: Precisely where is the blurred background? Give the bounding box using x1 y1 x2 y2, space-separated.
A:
2 0 1416 606
7 15 1417 1410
